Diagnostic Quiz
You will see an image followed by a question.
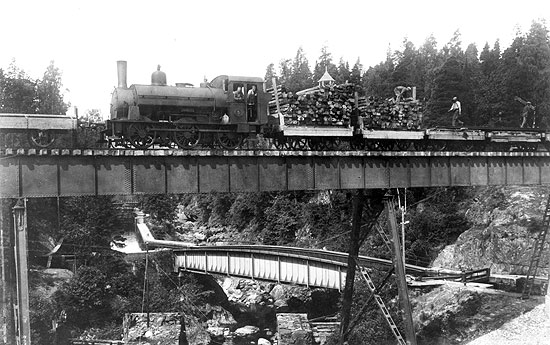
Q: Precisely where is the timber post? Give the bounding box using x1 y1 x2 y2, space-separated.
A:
385 196 417 345
0 199 16 345
339 190 364 343
13 199 31 345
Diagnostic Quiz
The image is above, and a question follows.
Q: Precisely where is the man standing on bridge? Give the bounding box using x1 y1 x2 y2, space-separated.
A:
448 96 463 127
520 101 535 128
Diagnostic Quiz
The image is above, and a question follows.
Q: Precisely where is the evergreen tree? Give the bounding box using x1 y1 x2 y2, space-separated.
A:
278 59 292 86
264 63 277 89
499 20 550 127
521 21 550 127
313 45 338 85
60 196 122 258
442 29 464 59
426 56 466 126
36 61 69 114
479 40 501 77
462 43 482 124
286 47 314 92
349 58 363 86
0 60 37 113
416 34 440 101
391 39 416 87
362 47 394 98
479 40 505 125
335 58 351 84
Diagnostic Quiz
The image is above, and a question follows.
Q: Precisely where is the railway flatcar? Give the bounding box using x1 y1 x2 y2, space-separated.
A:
0 113 76 148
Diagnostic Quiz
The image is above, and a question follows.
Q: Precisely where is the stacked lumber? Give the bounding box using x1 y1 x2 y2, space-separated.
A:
269 83 358 126
268 84 424 129
358 96 423 130
267 85 294 115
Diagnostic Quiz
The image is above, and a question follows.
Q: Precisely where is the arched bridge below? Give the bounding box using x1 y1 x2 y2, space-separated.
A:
172 245 433 291
136 220 433 290
1 148 550 198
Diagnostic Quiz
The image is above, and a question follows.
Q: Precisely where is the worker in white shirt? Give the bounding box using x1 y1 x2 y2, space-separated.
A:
448 96 463 126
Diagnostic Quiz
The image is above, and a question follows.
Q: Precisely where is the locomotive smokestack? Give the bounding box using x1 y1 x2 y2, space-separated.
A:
117 60 127 88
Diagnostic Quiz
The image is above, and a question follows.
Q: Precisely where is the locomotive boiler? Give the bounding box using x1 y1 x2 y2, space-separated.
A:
104 61 270 149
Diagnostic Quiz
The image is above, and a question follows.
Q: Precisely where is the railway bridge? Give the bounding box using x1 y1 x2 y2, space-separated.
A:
1 148 550 198
134 219 484 291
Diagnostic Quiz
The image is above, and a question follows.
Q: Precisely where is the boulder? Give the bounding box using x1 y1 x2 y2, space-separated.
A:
257 338 271 345
432 187 549 276
235 325 260 341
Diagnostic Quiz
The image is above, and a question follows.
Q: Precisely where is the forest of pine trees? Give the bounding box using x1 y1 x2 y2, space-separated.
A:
265 21 550 128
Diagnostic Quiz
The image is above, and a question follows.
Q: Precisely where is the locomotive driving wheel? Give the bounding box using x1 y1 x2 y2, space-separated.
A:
460 141 475 152
217 132 243 149
307 138 325 150
367 140 393 151
349 137 366 150
28 129 56 148
127 124 154 149
291 138 308 150
395 140 411 151
323 138 341 151
274 137 291 150
173 125 201 148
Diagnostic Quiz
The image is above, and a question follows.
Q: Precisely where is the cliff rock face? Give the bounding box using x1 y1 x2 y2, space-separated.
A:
432 186 549 276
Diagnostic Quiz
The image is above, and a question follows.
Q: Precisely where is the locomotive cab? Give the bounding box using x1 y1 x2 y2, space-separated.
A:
210 75 269 130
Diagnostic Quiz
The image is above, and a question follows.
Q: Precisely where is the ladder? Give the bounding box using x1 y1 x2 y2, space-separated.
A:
357 266 407 345
522 192 550 299
375 222 393 251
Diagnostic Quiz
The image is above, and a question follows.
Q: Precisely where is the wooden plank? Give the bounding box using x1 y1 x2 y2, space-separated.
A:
362 130 424 140
283 126 353 137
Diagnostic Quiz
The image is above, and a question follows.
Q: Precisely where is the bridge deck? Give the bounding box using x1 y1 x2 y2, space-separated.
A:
1 149 549 198
173 245 433 291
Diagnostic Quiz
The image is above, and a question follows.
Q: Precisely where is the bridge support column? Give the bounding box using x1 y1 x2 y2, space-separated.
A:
0 200 17 345
339 189 385 344
385 197 417 345
13 199 31 345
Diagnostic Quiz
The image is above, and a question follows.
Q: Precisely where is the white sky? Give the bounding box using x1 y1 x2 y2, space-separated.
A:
1 0 549 118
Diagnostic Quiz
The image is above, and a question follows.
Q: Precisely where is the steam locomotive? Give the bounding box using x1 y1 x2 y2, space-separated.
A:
105 61 271 149
103 61 550 152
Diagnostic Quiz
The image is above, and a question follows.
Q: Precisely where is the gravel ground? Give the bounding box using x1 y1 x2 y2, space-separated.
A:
465 303 550 345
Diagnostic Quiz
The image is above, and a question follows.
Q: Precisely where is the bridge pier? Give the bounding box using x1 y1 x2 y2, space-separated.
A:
339 190 417 345
339 189 385 344
0 200 17 345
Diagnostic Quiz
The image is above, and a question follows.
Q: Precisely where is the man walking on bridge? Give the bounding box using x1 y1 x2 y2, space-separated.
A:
448 96 463 127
